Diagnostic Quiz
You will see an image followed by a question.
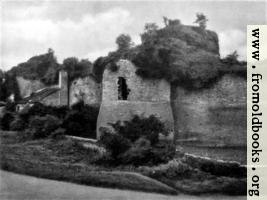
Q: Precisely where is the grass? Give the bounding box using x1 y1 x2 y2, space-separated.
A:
138 158 246 195
178 145 246 164
0 131 177 195
0 131 246 195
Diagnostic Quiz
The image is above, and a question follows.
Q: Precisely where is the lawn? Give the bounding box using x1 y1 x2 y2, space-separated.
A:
0 131 246 196
178 145 246 165
0 131 176 195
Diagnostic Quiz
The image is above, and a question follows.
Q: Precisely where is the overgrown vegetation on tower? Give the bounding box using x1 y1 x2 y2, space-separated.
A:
92 15 246 90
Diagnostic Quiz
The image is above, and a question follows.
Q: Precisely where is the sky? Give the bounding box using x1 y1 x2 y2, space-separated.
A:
1 0 266 71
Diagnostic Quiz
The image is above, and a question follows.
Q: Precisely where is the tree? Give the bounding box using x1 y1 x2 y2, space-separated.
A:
116 34 132 50
62 57 79 81
144 23 159 34
0 69 7 101
63 57 92 82
194 13 208 29
222 51 239 64
163 16 169 26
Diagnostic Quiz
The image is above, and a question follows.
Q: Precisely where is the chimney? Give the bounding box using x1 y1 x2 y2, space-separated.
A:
58 70 68 106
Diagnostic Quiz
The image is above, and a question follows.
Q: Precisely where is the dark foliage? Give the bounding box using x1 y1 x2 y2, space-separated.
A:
99 115 175 166
50 128 66 140
24 115 61 139
5 102 17 112
120 140 176 166
120 138 152 166
116 34 132 50
13 101 98 139
0 73 21 102
0 69 7 101
91 20 245 91
100 131 131 160
62 101 99 138
62 57 92 82
0 112 15 130
8 49 60 85
10 117 27 131
19 102 69 124
110 115 168 145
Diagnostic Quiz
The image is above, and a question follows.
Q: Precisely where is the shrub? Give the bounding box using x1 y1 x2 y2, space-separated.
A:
50 128 66 140
120 138 152 166
150 141 176 164
99 131 131 161
99 115 175 166
10 117 27 131
62 101 99 138
110 115 168 145
19 103 69 123
0 112 14 130
25 115 61 139
5 102 16 112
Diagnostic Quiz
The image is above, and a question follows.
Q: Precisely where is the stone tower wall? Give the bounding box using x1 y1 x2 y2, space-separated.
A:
97 59 174 139
58 70 68 106
102 60 170 102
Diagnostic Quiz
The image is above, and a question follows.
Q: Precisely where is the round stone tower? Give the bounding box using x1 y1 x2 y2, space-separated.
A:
97 59 174 140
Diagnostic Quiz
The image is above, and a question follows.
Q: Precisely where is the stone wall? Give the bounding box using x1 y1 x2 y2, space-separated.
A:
172 74 246 147
59 70 68 106
102 60 170 102
16 77 45 98
97 59 174 139
69 75 101 106
97 101 174 139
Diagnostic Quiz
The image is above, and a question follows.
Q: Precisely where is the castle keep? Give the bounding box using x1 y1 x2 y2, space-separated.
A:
96 60 174 139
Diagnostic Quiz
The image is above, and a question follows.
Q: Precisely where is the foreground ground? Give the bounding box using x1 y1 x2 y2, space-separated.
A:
0 131 246 196
0 170 246 200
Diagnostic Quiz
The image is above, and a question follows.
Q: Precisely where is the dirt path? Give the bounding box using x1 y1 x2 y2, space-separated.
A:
0 170 246 200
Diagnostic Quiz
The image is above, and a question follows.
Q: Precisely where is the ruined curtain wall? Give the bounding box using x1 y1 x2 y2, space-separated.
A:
172 74 246 147
69 76 101 107
16 77 45 98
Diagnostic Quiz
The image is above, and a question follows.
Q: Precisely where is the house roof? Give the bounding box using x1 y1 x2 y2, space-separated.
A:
18 86 60 104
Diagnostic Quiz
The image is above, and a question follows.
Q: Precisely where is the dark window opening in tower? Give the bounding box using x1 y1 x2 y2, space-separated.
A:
118 77 130 100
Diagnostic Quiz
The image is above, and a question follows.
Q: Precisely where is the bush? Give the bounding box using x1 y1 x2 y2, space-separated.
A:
5 102 16 112
10 117 27 131
0 112 14 130
19 103 69 123
25 115 61 139
50 128 66 140
100 131 131 161
120 138 152 166
99 115 175 166
150 141 176 164
110 115 168 145
62 101 99 138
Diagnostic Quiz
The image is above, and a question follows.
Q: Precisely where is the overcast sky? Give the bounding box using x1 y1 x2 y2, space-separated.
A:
1 0 266 71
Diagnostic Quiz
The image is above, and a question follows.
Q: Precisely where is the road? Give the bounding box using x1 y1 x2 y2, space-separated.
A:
0 170 245 200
